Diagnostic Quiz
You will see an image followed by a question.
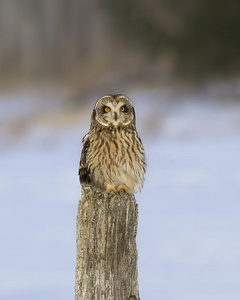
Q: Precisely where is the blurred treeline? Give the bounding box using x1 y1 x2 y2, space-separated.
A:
0 0 239 83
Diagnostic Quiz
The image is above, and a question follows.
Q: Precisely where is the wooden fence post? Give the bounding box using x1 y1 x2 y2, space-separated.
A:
75 186 140 300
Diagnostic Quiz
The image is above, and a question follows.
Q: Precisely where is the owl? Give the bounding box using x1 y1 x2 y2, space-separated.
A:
79 94 146 195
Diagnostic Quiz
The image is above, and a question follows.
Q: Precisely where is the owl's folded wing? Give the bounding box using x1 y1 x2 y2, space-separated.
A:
78 133 91 185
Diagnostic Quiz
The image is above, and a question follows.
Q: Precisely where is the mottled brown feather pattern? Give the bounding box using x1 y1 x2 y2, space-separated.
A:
79 95 146 194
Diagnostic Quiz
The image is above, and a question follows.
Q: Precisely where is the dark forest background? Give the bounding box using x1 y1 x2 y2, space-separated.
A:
0 0 239 87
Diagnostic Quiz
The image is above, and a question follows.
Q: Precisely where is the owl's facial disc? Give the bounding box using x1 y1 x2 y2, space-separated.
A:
95 95 134 127
102 102 132 126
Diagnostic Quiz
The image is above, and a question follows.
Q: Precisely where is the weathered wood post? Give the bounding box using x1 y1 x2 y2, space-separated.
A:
75 186 140 300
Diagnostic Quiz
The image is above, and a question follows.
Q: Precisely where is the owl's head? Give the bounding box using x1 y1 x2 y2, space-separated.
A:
93 94 135 127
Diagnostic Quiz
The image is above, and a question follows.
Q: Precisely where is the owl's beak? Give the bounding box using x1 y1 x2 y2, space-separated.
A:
114 112 118 121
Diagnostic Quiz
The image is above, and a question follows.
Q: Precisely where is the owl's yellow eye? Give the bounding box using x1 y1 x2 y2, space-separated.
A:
120 106 125 112
104 106 111 113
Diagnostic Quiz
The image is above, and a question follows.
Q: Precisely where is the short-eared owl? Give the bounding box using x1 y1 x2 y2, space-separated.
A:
79 94 146 195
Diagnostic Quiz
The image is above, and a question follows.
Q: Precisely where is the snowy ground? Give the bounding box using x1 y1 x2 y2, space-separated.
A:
1 88 240 300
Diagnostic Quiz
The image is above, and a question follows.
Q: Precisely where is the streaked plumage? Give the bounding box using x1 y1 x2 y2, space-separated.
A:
79 94 146 195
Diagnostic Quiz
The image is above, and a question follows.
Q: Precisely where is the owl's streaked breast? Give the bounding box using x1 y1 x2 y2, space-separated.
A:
87 126 145 193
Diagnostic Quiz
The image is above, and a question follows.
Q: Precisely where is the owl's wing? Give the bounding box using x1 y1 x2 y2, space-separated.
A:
78 133 91 185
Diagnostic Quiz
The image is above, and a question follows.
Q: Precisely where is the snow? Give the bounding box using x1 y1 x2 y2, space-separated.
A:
1 89 240 299
138 137 240 299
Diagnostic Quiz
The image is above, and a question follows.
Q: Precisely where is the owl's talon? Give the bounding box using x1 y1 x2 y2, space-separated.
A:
117 185 134 196
106 185 117 194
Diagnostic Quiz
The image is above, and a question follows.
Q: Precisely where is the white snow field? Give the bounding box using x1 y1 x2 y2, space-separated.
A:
1 88 240 300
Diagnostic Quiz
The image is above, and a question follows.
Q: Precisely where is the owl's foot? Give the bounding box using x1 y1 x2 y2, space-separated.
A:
117 184 133 196
106 185 117 194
